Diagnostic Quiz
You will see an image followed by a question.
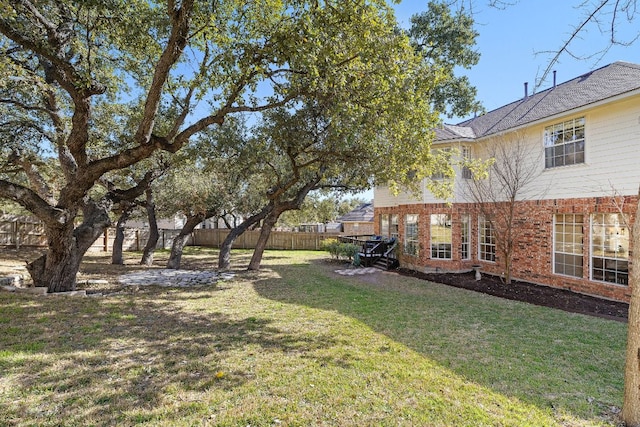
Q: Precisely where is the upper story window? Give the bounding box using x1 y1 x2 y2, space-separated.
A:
431 148 452 180
461 146 473 179
544 117 585 168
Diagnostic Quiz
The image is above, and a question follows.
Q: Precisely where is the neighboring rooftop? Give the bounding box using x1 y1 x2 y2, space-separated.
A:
336 203 374 223
436 61 640 142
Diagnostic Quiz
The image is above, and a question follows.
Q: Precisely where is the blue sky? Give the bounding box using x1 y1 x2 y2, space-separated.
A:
355 0 640 201
392 0 640 123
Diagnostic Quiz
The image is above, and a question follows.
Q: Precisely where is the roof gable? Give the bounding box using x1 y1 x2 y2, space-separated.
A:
436 61 640 141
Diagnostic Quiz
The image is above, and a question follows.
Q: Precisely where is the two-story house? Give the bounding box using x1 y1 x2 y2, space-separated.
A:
374 61 640 302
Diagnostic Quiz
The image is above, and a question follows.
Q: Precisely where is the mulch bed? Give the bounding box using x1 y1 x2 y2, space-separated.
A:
397 268 629 322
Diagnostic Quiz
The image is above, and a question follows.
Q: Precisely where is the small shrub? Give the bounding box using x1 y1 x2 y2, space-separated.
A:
320 240 360 262
320 238 341 259
338 243 360 261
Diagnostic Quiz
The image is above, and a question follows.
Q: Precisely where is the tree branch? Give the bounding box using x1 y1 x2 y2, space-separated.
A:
134 0 194 144
0 179 61 222
536 0 610 89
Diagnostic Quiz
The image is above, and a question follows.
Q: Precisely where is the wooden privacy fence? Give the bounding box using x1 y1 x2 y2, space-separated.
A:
191 229 340 251
0 216 183 252
0 216 339 252
88 228 185 252
0 216 46 248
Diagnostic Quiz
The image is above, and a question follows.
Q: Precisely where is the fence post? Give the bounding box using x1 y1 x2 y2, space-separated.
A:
13 220 19 250
11 221 16 249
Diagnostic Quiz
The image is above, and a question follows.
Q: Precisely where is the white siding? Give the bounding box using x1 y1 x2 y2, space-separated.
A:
374 94 640 205
537 97 640 199
374 142 469 206
373 185 422 207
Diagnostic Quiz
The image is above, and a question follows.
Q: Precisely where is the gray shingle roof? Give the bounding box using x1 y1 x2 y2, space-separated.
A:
435 124 476 140
436 61 640 141
337 203 374 223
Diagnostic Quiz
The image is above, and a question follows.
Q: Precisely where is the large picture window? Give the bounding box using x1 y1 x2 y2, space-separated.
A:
544 117 585 168
404 214 419 256
461 214 471 260
430 214 452 259
591 213 629 285
554 214 583 278
478 216 495 262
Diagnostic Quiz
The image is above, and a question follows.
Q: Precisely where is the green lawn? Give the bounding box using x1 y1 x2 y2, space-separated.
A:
0 249 626 426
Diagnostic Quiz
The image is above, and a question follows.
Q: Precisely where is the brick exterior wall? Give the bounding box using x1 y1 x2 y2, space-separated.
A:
342 222 374 236
375 195 637 302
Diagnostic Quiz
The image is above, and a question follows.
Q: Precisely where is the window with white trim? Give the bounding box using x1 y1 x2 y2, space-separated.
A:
390 214 399 239
553 214 583 278
544 117 585 168
478 216 495 262
461 214 471 260
404 214 419 256
430 214 452 259
380 214 390 237
462 146 473 179
591 213 629 285
431 148 452 180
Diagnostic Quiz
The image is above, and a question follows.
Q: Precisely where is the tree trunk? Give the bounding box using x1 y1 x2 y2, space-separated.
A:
112 207 133 265
623 190 640 425
502 238 513 285
21 169 151 291
166 213 208 269
248 211 279 270
27 249 84 293
245 179 319 270
504 254 512 285
27 210 108 293
218 205 272 270
140 189 159 266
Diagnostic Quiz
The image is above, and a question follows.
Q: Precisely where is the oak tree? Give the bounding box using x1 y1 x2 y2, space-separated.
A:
0 0 419 292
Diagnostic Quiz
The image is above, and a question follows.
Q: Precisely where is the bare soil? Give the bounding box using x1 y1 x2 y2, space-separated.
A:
398 268 629 322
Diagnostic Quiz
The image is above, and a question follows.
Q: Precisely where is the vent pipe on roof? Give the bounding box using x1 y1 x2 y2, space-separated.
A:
524 82 528 99
553 70 557 88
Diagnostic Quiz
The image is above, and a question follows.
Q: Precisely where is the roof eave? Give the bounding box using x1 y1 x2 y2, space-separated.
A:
432 137 476 145
461 87 640 143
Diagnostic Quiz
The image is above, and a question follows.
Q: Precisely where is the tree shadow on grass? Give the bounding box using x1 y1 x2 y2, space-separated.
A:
252 259 626 425
0 288 337 426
